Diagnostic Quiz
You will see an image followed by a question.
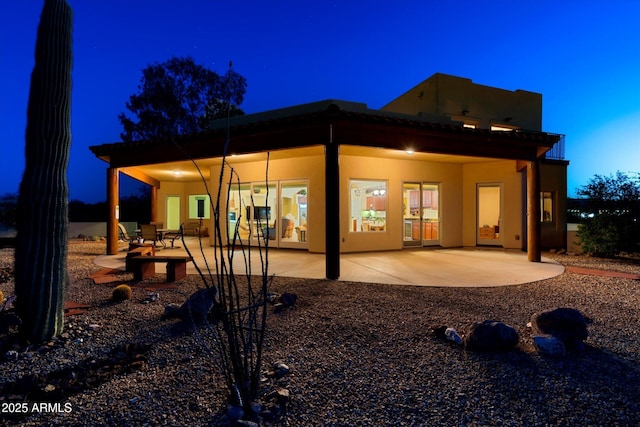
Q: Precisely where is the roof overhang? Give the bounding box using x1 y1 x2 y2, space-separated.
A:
90 100 561 179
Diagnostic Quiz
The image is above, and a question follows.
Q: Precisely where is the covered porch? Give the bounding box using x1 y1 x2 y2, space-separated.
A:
90 101 562 280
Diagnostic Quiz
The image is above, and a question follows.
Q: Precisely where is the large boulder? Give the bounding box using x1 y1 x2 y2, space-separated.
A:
464 320 520 352
530 308 588 350
176 289 217 325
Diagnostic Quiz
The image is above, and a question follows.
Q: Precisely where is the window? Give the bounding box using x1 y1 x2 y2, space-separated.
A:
350 180 387 232
188 195 211 219
490 125 516 131
541 191 553 223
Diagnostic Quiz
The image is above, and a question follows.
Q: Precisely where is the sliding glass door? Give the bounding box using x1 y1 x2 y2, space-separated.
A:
227 181 308 248
403 182 440 247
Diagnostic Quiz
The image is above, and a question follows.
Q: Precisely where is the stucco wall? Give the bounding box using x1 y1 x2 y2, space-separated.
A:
382 73 542 131
462 161 524 249
540 160 569 249
340 154 463 252
157 181 211 220
153 151 547 254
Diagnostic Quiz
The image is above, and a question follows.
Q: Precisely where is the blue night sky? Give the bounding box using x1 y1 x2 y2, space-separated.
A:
1 1 639 203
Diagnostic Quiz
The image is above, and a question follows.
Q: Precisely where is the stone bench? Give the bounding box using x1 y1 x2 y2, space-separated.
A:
129 255 193 282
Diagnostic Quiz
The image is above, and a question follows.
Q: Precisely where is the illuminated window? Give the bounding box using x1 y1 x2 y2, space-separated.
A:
541 192 553 222
188 195 211 219
491 125 515 131
350 180 387 232
463 123 476 129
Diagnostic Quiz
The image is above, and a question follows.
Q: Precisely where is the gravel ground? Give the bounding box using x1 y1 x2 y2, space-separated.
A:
1 241 639 426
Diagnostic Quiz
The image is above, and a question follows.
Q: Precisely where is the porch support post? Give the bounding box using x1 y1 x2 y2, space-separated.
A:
325 125 340 279
526 160 541 262
150 186 158 222
106 167 119 255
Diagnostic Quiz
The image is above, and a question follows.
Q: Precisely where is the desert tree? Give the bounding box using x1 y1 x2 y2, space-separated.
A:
118 56 246 141
576 171 640 257
14 0 73 343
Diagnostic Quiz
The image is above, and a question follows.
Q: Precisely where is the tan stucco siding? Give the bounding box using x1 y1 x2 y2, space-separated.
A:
153 154 542 254
383 73 542 131
540 161 568 249
157 181 209 228
462 161 524 249
340 154 463 252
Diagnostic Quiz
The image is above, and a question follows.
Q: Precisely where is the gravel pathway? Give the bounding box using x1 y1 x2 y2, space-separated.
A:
1 242 639 426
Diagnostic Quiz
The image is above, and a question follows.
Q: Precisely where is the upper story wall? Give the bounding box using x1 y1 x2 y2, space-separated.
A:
382 73 542 131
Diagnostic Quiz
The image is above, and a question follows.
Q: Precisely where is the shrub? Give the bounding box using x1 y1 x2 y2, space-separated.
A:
577 211 640 257
112 284 132 302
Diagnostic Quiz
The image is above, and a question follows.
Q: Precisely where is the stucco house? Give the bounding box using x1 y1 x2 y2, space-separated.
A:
90 73 567 279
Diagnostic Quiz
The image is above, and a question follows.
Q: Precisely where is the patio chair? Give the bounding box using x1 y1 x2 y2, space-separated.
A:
118 223 135 243
163 224 184 248
140 224 165 247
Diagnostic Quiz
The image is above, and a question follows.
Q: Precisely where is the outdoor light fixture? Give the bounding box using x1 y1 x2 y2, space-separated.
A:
172 170 182 176
405 149 414 155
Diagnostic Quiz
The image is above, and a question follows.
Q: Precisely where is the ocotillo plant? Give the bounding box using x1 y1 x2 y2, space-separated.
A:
175 64 272 420
14 0 73 343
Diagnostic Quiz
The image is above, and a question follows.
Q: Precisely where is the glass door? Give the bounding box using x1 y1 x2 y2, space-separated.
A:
402 182 421 247
403 182 440 247
227 183 251 243
249 183 277 245
279 181 309 248
477 183 503 246
422 183 439 246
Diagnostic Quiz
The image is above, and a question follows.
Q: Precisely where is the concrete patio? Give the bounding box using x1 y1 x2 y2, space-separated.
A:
94 238 564 287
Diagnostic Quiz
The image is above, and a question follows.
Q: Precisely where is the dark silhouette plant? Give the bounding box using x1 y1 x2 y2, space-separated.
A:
175 64 274 422
576 171 640 257
14 0 73 343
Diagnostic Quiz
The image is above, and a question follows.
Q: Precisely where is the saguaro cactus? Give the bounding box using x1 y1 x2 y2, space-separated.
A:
14 0 73 343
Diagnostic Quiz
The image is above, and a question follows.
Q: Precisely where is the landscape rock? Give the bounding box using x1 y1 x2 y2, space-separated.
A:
175 289 216 325
533 335 566 357
279 292 297 307
162 303 181 319
464 320 519 352
530 307 588 350
445 327 463 345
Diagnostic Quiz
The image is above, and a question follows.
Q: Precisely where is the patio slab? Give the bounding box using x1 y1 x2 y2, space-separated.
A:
94 241 564 287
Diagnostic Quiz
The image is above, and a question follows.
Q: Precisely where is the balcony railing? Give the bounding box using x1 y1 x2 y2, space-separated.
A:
543 133 565 160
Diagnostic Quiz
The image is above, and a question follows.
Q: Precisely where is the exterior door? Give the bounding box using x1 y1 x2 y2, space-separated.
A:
403 182 440 247
477 184 503 246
